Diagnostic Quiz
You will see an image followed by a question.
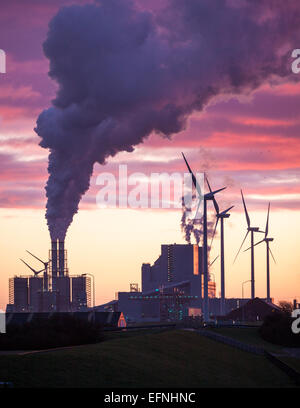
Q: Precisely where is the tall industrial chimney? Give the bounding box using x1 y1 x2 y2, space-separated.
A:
51 239 58 291
59 240 65 277
51 240 58 277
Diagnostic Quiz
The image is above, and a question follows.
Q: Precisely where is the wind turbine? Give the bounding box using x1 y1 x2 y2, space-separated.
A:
20 259 45 277
26 250 49 291
208 177 234 315
234 190 264 299
244 203 276 302
182 153 226 321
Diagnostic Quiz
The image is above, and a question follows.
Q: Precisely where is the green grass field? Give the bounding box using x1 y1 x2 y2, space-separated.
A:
207 327 285 352
0 329 296 388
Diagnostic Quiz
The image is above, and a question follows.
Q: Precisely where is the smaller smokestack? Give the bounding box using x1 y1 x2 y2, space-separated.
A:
51 240 58 278
59 240 65 277
51 240 58 290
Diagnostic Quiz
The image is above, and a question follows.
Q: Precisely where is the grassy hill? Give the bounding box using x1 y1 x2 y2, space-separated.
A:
0 329 295 388
207 327 284 352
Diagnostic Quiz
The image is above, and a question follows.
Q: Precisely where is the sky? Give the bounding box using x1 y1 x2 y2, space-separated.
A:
0 0 300 309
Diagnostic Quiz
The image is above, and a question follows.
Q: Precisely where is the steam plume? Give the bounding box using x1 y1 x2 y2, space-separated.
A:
35 0 300 240
181 196 215 246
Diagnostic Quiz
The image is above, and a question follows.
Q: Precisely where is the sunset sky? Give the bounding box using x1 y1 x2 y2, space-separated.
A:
0 0 300 309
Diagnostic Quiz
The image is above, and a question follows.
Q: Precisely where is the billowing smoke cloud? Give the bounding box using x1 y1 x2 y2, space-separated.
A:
181 196 215 246
35 0 300 240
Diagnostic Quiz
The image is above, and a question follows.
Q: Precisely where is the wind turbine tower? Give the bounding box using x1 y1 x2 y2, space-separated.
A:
234 190 264 299
182 153 225 321
208 177 233 315
244 203 276 302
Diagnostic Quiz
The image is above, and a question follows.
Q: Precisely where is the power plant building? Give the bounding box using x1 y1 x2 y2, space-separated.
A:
56 276 71 312
9 277 29 312
7 240 91 313
97 243 216 322
71 276 91 311
142 243 216 305
29 276 43 312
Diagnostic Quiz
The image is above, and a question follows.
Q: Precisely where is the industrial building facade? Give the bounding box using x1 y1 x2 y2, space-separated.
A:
97 243 217 322
8 275 91 312
7 240 91 313
142 244 216 300
97 243 252 323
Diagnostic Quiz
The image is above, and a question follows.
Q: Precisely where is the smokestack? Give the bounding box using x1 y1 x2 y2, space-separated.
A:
51 240 58 290
51 240 58 277
59 240 65 277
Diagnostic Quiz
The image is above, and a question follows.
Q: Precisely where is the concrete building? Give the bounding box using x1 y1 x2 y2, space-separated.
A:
39 290 57 312
7 242 90 313
9 277 29 312
56 276 71 312
29 277 43 312
71 276 91 311
142 243 215 304
96 243 216 322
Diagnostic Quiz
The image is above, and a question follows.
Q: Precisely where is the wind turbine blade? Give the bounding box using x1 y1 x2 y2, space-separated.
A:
243 239 264 252
269 247 276 264
26 250 45 266
220 205 234 215
233 230 249 264
182 152 202 198
210 187 226 195
20 259 36 273
209 255 219 267
210 217 219 248
265 202 270 238
205 175 220 214
241 190 251 228
193 198 202 223
205 174 212 193
212 197 219 215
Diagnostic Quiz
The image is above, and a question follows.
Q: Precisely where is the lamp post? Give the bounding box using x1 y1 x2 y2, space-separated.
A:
83 273 95 308
242 280 251 322
242 280 251 300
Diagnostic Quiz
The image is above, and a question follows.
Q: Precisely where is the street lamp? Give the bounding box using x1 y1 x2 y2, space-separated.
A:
242 280 251 300
83 273 95 308
242 280 251 322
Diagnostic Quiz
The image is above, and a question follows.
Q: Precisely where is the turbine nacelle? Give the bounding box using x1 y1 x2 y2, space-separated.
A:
217 206 234 219
205 187 226 200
